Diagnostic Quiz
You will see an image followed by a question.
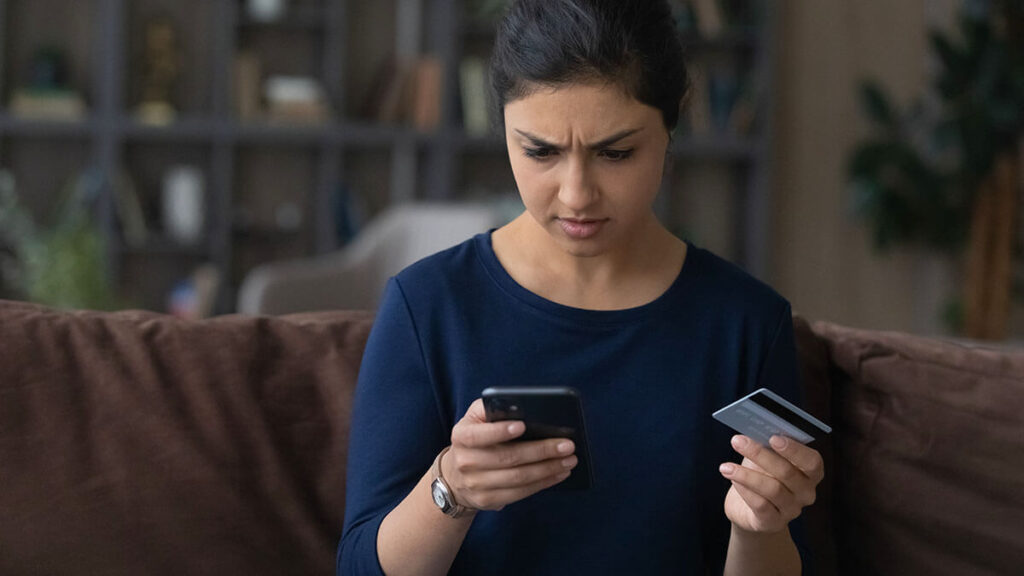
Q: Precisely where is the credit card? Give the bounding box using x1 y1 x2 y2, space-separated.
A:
712 388 831 447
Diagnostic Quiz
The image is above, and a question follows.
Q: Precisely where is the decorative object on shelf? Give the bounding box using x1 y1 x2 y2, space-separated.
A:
161 165 206 245
708 68 740 133
135 16 182 126
332 183 365 246
9 47 86 121
0 167 119 310
234 51 263 121
264 75 330 123
168 263 221 319
848 1 1024 339
671 1 699 36
274 201 303 232
247 0 288 23
460 56 491 137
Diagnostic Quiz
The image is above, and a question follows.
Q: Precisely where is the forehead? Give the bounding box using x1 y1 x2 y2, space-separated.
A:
504 82 661 133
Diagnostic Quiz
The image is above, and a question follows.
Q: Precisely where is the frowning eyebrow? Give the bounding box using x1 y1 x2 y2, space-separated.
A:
514 128 643 150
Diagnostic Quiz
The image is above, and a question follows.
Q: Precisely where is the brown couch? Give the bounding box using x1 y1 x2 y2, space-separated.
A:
1 299 1021 575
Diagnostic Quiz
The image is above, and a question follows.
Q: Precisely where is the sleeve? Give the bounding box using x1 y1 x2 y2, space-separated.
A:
702 303 814 574
337 278 449 576
751 304 815 575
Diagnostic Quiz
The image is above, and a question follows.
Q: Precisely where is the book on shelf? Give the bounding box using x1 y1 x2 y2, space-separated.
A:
708 69 740 133
9 89 86 121
684 67 712 135
411 56 443 132
376 58 415 124
112 170 149 248
690 0 725 38
234 51 263 121
728 79 758 135
460 56 490 138
363 55 443 128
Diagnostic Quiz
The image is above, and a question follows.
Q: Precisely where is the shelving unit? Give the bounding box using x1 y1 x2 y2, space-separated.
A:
0 0 777 314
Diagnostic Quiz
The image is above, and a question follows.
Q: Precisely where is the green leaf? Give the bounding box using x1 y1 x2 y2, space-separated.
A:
930 31 965 80
848 140 897 180
859 82 898 129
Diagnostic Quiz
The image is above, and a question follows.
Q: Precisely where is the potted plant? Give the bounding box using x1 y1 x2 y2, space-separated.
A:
848 0 1024 339
0 168 120 311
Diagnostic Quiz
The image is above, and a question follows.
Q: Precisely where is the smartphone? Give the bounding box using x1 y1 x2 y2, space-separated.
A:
712 387 832 447
481 386 594 490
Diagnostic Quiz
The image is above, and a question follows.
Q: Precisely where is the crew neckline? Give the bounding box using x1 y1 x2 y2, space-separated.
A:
473 230 699 326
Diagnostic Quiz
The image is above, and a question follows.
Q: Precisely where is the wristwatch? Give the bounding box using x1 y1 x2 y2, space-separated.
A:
430 447 474 518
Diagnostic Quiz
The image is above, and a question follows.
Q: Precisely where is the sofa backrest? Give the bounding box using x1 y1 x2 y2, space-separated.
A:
795 317 1024 576
2 300 1021 576
0 300 374 576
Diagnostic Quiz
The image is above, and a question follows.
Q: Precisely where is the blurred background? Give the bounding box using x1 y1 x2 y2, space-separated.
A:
0 0 1021 340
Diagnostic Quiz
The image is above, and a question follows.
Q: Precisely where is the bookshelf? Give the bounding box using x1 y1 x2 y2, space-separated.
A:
0 0 777 314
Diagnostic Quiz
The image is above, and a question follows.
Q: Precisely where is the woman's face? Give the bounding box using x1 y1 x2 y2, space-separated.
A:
503 82 670 258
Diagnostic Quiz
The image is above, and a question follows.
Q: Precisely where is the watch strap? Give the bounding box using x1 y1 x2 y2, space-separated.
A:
430 446 474 518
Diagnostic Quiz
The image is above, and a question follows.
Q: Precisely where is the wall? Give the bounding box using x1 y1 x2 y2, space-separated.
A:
769 0 1024 337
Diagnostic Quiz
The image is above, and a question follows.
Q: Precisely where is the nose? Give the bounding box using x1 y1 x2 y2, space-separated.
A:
557 155 598 212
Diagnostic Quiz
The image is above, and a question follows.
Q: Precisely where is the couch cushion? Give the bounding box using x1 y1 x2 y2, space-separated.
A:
811 320 1024 576
0 300 374 576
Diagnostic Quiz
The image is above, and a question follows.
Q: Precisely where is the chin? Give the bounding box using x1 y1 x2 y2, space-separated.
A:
549 229 612 258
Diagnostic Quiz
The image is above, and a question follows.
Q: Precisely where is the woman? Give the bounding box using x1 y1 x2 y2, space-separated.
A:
339 1 823 574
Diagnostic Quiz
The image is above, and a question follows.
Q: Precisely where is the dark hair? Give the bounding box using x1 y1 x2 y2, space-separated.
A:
490 0 690 132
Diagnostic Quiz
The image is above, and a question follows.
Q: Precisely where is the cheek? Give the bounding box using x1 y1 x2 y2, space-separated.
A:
508 157 554 202
600 155 666 206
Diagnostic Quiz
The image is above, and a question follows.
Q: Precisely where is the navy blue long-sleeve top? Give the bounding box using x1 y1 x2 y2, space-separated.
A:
338 232 807 575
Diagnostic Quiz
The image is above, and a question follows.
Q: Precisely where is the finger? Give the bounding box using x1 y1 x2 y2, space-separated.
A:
730 435 810 493
473 469 574 510
452 419 525 448
463 399 488 423
720 461 796 513
462 438 575 471
768 435 825 484
729 480 783 527
467 454 578 490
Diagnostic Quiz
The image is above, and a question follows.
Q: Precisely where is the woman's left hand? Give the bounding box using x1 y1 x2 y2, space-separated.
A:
720 435 824 534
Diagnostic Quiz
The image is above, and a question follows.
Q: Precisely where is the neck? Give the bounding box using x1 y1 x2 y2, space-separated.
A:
500 212 683 304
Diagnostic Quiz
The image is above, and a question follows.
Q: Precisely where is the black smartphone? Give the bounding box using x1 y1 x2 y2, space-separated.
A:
481 386 594 490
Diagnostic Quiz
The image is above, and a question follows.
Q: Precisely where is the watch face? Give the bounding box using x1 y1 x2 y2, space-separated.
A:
431 481 448 509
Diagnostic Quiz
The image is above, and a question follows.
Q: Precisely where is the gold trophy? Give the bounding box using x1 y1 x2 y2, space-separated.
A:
135 17 181 125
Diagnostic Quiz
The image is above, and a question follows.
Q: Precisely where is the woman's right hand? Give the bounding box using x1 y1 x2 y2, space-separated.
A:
442 398 577 511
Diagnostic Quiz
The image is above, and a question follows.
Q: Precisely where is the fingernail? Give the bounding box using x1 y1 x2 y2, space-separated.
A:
770 436 788 450
731 435 748 449
508 422 524 435
720 463 735 475
557 441 574 454
562 456 577 468
557 471 571 481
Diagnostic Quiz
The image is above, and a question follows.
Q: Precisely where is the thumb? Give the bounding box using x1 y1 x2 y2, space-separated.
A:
463 398 487 423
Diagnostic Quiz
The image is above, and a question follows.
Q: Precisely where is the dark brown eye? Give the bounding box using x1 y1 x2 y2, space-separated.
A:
524 147 556 160
601 149 634 161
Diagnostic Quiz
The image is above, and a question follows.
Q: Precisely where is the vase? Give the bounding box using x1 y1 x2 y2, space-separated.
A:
247 0 287 22
162 166 205 245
